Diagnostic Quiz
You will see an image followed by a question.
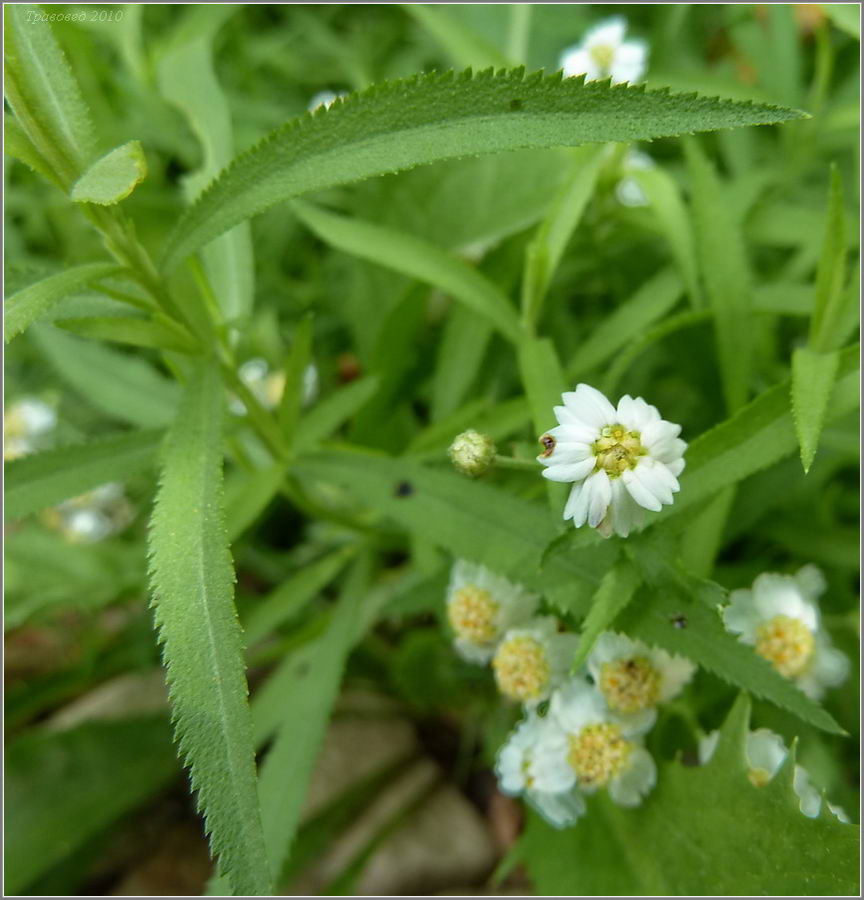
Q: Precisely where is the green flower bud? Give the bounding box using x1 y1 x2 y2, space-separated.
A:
449 430 496 478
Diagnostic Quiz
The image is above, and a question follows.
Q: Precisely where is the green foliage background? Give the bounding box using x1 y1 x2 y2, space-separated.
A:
4 3 860 896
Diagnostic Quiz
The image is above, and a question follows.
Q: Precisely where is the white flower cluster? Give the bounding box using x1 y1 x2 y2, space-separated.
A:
4 397 56 460
560 17 647 85
446 561 696 828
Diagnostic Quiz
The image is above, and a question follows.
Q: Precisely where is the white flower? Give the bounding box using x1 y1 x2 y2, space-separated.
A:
587 631 696 718
537 384 686 538
492 617 579 706
495 712 586 828
446 560 538 663
722 566 849 700
47 482 132 543
308 90 347 112
616 149 654 208
699 727 849 822
4 397 56 460
560 17 648 84
232 357 319 415
546 678 657 807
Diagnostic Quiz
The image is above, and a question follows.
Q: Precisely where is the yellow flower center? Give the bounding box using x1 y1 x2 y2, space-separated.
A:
592 424 644 478
492 636 550 702
599 656 661 713
748 767 772 788
590 44 615 72
567 723 632 787
755 615 815 678
448 585 499 644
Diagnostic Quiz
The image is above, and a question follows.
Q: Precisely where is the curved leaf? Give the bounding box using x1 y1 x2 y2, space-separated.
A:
162 68 805 271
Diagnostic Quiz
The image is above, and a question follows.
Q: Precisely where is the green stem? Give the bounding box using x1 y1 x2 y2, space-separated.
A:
494 454 538 471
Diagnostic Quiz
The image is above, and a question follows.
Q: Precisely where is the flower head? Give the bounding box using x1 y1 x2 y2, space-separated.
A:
699 727 849 822
495 712 586 828
722 566 848 700
560 17 648 84
449 430 496 477
588 631 696 717
492 617 578 706
446 560 538 663
547 678 657 807
4 397 56 460
537 384 686 538
43 483 133 543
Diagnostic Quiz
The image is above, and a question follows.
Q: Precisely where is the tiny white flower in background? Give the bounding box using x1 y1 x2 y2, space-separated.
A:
560 17 648 84
722 565 849 700
308 90 347 112
495 712 586 828
615 149 655 208
4 397 56 460
48 482 133 544
587 631 696 720
544 677 657 807
232 357 319 415
537 383 686 538
492 617 579 706
446 560 538 663
699 727 849 822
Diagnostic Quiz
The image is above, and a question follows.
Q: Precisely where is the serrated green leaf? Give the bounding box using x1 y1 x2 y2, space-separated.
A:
70 140 147 205
56 314 196 353
163 69 805 272
292 201 521 342
148 360 271 895
571 557 641 672
32 326 179 428
5 429 162 520
4 113 64 188
656 343 859 525
156 7 253 320
5 716 177 895
521 144 606 329
811 166 851 353
567 266 683 380
3 4 97 187
5 263 122 343
791 346 840 473
523 694 859 895
684 136 752 411
294 376 381 453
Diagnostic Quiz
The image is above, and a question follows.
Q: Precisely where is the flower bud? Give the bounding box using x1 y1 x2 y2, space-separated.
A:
448 430 496 478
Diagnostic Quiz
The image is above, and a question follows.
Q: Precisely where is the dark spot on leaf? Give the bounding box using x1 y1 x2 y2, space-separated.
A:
671 614 688 629
509 98 523 111
394 480 414 498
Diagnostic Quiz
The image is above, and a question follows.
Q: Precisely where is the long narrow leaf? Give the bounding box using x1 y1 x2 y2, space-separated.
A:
148 360 272 895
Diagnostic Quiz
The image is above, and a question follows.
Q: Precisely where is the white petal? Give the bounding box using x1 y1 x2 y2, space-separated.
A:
610 40 648 83
550 678 607 733
551 408 599 442
453 638 495 664
584 16 627 49
563 483 587 524
615 706 657 738
793 765 822 818
746 729 787 776
621 467 662 512
562 384 617 429
698 731 719 765
667 457 686 477
560 48 593 78
722 590 760 642
585 470 612 528
751 574 818 630
827 802 851 823
794 565 827 601
633 458 677 504
654 651 697 702
641 419 681 449
528 789 585 828
587 631 639 680
609 745 656 806
541 457 596 483
539 439 594 468
804 638 849 694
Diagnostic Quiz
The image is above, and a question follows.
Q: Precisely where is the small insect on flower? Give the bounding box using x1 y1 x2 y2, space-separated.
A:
492 617 579 707
722 566 849 700
544 678 657 807
587 631 696 719
4 397 56 460
560 17 648 85
446 560 538 663
537 383 686 538
699 728 850 822
495 712 586 829
448 430 496 478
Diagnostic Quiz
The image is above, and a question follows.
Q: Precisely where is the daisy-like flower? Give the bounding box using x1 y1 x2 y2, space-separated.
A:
699 727 850 823
542 678 657 807
4 397 56 460
587 631 696 720
495 712 586 828
722 566 849 700
560 17 648 84
537 384 686 538
231 357 319 415
492 617 579 706
615 149 654 208
446 560 538 663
